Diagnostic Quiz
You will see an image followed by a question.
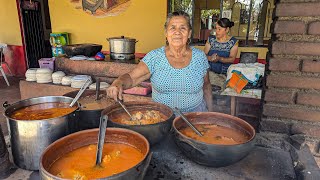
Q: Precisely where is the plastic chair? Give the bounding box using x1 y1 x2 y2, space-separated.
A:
0 44 12 86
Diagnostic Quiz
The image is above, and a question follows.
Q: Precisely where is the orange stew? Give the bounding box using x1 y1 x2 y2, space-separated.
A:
78 94 114 110
10 102 77 120
179 124 250 145
49 143 144 179
112 110 166 125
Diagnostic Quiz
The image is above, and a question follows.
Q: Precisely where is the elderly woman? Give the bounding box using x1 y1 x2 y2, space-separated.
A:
107 11 213 113
204 18 238 74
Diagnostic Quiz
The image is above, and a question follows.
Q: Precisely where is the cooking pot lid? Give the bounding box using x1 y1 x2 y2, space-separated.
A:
107 36 136 42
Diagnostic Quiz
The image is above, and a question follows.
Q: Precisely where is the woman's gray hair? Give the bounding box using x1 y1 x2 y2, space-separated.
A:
164 11 192 30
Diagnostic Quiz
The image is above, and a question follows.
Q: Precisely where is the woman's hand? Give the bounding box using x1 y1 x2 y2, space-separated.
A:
106 82 123 101
209 53 219 63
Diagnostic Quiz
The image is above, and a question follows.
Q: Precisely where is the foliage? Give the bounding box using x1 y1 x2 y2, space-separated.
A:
201 9 220 20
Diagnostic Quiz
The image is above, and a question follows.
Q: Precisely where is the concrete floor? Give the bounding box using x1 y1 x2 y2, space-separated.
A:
0 76 36 180
0 76 21 136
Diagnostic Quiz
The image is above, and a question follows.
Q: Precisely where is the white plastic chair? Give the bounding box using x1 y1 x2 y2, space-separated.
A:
0 43 13 86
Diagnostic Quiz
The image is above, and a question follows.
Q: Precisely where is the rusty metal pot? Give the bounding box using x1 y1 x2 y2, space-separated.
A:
102 101 175 145
2 96 79 170
172 112 256 167
64 90 115 130
40 128 151 180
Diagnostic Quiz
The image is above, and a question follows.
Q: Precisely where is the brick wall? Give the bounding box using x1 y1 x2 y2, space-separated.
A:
262 0 320 161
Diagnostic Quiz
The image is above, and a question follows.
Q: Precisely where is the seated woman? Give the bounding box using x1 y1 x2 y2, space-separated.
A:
204 18 238 75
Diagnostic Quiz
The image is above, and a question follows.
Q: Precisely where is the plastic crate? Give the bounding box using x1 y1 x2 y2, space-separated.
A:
38 58 55 71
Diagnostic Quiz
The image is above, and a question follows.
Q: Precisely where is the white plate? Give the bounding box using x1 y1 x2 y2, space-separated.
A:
70 55 88 60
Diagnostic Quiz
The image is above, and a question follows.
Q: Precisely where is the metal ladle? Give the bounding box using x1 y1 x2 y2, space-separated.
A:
174 107 203 137
95 115 108 166
69 78 92 107
117 98 134 120
95 78 100 101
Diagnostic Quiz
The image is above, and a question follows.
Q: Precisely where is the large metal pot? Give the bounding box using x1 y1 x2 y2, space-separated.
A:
40 127 151 180
172 112 256 167
2 96 79 170
107 36 137 54
64 90 115 130
103 101 175 145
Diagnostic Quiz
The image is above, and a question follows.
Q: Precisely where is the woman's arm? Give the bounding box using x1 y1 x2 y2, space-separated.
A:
203 71 213 111
107 62 151 100
217 42 238 64
204 41 214 61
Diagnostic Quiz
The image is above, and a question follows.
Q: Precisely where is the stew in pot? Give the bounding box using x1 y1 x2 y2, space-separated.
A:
10 102 77 120
78 94 114 110
49 143 144 179
179 124 250 145
111 110 165 125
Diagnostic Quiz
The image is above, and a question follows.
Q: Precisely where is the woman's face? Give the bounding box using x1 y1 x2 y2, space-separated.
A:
215 23 228 39
165 16 191 47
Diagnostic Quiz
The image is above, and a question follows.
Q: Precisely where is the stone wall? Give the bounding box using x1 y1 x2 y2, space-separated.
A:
262 0 320 164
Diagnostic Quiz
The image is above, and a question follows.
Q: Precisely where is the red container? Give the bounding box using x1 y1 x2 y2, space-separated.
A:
123 82 152 95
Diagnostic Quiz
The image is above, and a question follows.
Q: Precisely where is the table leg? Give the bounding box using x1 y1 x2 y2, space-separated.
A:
0 67 10 86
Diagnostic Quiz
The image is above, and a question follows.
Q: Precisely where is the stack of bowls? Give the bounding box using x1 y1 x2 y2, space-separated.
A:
25 68 37 82
36 68 52 83
52 71 66 84
71 75 92 88
61 76 73 86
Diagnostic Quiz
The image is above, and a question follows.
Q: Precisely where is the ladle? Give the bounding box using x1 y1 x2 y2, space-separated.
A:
69 78 92 107
174 107 203 137
95 78 100 101
117 98 134 120
95 115 108 166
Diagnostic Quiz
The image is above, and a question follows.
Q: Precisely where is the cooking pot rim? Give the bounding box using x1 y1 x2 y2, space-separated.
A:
107 113 175 127
107 36 137 42
3 96 79 121
63 90 115 112
172 112 256 147
39 127 150 179
102 101 175 126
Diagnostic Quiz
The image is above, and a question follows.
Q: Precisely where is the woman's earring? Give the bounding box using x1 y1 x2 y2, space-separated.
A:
187 38 191 45
166 38 169 45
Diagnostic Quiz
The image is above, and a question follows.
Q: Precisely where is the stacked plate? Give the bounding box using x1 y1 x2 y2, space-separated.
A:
89 82 110 90
52 71 66 84
25 68 38 82
61 76 73 86
71 75 92 88
36 68 52 83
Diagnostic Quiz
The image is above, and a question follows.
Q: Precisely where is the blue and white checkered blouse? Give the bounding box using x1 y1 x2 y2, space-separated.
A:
142 46 209 112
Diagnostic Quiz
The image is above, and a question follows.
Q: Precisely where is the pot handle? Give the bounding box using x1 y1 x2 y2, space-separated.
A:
137 152 153 180
177 137 205 156
2 101 10 110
